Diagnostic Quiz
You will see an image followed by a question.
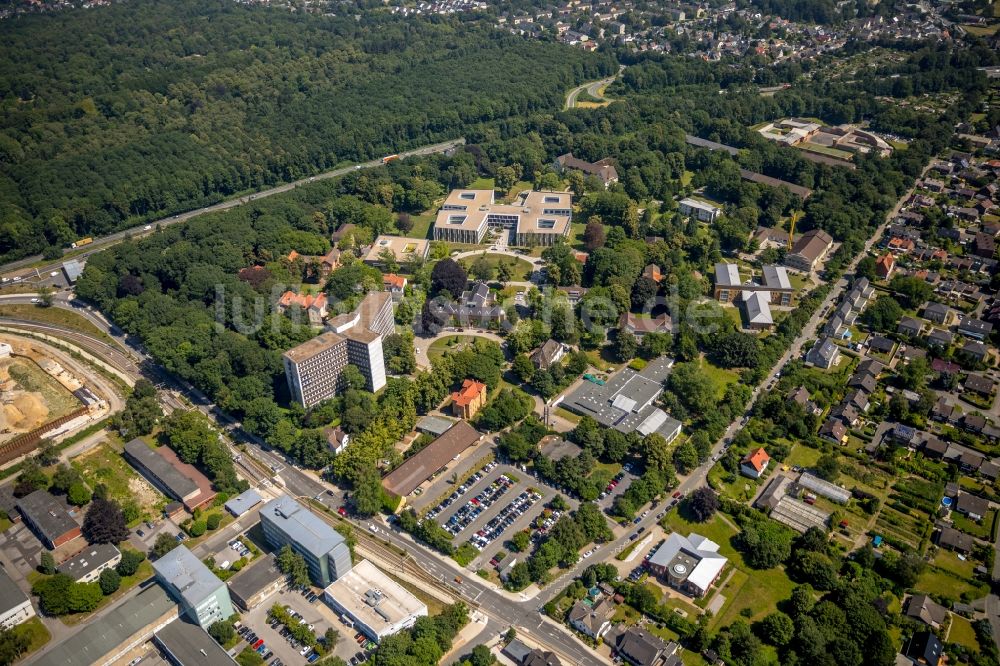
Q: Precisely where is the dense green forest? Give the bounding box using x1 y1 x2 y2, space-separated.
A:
0 0 612 262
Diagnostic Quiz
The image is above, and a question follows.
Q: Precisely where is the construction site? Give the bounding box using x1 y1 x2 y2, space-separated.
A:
0 334 115 465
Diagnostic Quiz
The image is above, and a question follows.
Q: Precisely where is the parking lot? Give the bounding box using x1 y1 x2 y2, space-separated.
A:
421 463 570 569
241 587 351 666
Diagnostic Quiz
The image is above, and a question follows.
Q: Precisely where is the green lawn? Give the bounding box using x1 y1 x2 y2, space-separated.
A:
427 335 497 363
554 407 581 424
10 617 50 656
696 357 740 398
915 566 988 602
952 510 995 540
948 615 980 651
932 549 978 581
468 177 495 190
407 209 438 240
785 445 823 469
457 253 534 282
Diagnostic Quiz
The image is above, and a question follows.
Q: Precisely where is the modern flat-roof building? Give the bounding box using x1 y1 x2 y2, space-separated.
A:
124 438 216 512
323 559 427 642
15 490 81 549
154 618 239 665
0 565 34 630
362 235 430 266
646 532 727 597
785 229 833 272
33 583 178 666
259 495 352 587
432 189 572 246
714 263 794 306
152 546 234 631
57 543 121 583
678 197 722 223
283 292 394 407
227 555 286 611
382 421 483 498
560 357 681 443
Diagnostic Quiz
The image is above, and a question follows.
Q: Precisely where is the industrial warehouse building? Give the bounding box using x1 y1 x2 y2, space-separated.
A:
323 559 427 642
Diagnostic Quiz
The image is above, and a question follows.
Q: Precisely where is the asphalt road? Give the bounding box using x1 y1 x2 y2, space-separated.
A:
0 138 465 280
564 72 619 110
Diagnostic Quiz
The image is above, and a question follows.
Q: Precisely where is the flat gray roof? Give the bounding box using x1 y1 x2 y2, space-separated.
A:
0 565 28 616
260 495 346 559
124 438 199 500
15 490 79 543
226 555 284 601
560 358 681 440
34 583 177 666
155 618 237 665
152 546 225 609
225 488 263 517
416 415 455 437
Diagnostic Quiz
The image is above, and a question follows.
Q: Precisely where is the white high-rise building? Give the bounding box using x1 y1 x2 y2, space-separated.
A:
283 291 394 407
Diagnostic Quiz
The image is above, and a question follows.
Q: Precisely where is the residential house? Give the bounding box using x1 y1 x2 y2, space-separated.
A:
642 264 663 283
531 340 566 371
806 337 840 369
923 437 950 458
868 336 894 355
955 492 989 521
964 413 987 434
277 291 328 326
320 248 342 278
965 374 994 397
784 229 833 272
923 302 951 325
382 274 407 302
741 448 770 479
451 379 488 420
927 328 953 348
931 396 956 423
961 340 989 363
567 598 615 640
903 631 942 666
819 419 847 444
619 313 672 340
958 318 993 341
325 427 350 455
875 252 895 279
937 525 973 554
898 317 924 337
439 282 507 327
974 232 996 259
613 627 681 666
904 594 949 630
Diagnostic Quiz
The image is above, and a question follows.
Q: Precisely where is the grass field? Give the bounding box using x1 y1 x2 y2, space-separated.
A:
785 445 823 469
427 335 498 364
0 304 116 345
915 565 988 602
948 615 980 651
10 617 50 656
407 209 438 240
952 510 995 540
457 253 534 282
